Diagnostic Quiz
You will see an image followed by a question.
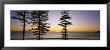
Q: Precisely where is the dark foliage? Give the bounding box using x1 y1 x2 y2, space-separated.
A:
58 11 72 40
11 10 29 40
28 10 50 40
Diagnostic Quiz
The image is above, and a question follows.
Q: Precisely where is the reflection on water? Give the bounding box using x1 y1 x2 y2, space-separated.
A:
11 32 100 40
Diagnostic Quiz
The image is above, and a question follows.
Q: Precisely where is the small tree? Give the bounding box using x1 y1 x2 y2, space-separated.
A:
28 10 50 40
58 11 72 40
11 10 29 40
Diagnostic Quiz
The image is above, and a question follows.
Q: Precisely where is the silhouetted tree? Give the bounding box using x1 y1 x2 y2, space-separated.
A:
58 11 72 40
28 10 50 40
11 10 29 40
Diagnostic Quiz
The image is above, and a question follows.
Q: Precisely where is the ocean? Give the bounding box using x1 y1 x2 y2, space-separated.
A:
11 32 100 40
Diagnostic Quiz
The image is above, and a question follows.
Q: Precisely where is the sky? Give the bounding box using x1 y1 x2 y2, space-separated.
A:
11 10 100 32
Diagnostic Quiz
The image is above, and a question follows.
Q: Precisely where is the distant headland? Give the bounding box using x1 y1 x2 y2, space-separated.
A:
96 31 100 33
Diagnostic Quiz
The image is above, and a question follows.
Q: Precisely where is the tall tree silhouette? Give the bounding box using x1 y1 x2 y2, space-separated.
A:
11 10 29 40
58 11 72 40
28 10 50 40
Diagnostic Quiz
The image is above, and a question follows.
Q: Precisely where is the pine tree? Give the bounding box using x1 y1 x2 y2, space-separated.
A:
58 11 72 40
28 10 50 40
11 10 29 40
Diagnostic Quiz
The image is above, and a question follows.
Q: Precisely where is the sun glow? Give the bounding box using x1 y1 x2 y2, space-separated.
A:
11 24 99 32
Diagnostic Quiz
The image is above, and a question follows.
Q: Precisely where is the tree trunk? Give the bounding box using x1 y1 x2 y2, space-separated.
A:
22 11 25 40
64 22 66 40
38 11 41 40
64 19 67 40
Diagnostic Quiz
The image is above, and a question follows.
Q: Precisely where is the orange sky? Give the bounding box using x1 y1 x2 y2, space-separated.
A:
11 25 100 32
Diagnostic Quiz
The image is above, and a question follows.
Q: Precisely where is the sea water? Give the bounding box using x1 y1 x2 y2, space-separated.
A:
11 32 100 40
